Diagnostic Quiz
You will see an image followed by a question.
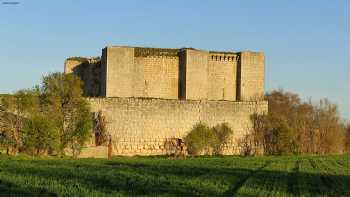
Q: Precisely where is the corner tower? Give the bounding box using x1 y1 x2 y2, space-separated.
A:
101 46 135 97
237 51 265 101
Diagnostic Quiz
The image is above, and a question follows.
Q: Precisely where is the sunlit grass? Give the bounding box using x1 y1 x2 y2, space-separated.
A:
0 155 349 196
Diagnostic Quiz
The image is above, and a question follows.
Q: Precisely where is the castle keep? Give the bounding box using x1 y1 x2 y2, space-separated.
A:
65 46 268 156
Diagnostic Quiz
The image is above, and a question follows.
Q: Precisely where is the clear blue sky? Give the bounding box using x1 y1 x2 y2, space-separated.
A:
0 0 349 120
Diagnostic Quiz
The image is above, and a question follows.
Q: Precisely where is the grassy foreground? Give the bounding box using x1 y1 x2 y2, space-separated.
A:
0 155 350 196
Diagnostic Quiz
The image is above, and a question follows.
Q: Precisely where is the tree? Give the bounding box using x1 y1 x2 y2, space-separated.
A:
312 99 345 154
265 116 296 155
2 88 40 115
41 73 92 157
0 111 20 154
249 113 268 155
251 90 346 156
22 113 59 155
345 124 350 153
0 89 40 154
1 73 92 157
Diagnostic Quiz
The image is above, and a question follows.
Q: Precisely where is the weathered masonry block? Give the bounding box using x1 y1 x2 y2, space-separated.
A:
64 46 267 156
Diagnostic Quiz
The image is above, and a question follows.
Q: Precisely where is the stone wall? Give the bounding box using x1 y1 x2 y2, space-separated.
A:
64 59 82 74
133 56 179 99
88 97 268 155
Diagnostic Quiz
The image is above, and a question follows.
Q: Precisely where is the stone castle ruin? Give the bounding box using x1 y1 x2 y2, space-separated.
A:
64 46 268 156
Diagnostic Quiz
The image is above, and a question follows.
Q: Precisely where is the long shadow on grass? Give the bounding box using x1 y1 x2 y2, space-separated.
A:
222 160 273 196
2 160 225 196
1 158 350 196
0 179 57 197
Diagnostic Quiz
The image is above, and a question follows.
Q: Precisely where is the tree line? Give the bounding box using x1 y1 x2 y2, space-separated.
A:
248 90 350 155
1 73 349 157
0 73 91 157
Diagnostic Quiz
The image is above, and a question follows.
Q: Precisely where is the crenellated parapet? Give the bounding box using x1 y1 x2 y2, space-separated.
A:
209 51 239 62
134 47 180 57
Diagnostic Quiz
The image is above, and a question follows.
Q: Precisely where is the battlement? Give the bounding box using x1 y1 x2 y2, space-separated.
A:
65 46 265 101
134 47 180 57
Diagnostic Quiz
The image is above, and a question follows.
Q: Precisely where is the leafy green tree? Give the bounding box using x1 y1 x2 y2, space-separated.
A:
0 89 40 154
0 112 19 154
22 113 59 155
2 89 40 115
41 73 92 157
1 73 92 157
64 100 92 157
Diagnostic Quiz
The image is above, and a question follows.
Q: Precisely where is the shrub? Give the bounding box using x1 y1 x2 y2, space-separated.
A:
212 123 233 154
184 123 233 156
184 123 214 155
238 134 254 156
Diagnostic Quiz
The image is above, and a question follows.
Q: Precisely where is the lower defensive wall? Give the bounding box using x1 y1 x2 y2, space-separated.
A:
87 97 268 156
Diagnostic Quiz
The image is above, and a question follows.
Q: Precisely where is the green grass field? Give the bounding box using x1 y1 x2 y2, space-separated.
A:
0 155 350 196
